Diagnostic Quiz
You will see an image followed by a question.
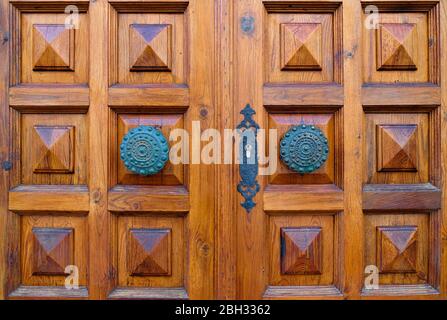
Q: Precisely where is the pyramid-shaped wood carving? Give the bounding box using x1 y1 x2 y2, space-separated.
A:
280 23 322 71
377 23 418 70
33 125 75 173
377 124 418 172
129 24 172 72
32 227 74 275
280 227 322 275
377 226 418 273
127 228 171 276
33 24 75 71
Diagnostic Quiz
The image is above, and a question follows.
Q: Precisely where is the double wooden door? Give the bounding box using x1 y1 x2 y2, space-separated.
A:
0 0 446 300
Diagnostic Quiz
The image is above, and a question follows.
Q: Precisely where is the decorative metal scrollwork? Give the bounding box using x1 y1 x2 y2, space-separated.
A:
280 124 329 174
237 104 260 213
120 126 169 176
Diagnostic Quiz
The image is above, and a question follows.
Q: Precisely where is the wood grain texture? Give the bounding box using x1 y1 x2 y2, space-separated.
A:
439 0 447 300
361 284 439 299
88 0 110 299
109 85 189 107
263 285 343 300
108 287 188 300
9 85 89 107
264 84 344 106
9 185 89 213
342 0 363 298
0 0 10 299
108 186 189 213
9 286 88 299
363 184 441 211
264 185 343 212
362 84 440 106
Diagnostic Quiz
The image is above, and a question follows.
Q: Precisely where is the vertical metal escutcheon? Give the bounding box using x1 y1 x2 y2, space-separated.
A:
237 104 260 213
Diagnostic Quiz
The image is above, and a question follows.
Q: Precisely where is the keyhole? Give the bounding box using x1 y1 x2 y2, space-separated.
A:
245 144 252 158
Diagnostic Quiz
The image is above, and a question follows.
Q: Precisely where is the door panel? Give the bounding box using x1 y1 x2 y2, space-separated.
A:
0 0 215 299
231 0 445 300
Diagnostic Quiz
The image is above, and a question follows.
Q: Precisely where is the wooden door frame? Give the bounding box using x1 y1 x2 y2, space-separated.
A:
0 0 10 300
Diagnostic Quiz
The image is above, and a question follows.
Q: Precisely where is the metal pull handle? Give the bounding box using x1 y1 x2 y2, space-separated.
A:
120 126 169 176
237 104 260 213
280 124 329 174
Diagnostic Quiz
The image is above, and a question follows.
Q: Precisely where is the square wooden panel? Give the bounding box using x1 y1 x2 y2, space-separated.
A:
364 213 429 285
32 227 73 275
32 125 75 173
117 216 183 287
266 13 334 83
377 124 418 172
21 114 88 185
281 227 322 275
21 215 87 286
364 113 429 184
270 215 334 286
21 13 89 84
116 13 185 84
377 226 418 273
127 228 171 276
32 24 75 71
363 12 429 83
116 114 184 185
269 114 335 185
129 24 172 71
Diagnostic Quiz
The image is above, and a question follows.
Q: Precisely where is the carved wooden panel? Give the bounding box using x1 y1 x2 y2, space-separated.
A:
127 228 171 276
129 24 172 71
377 124 418 172
32 24 75 71
281 227 322 275
269 215 334 286
32 227 73 275
377 226 418 273
280 23 322 71
363 12 433 83
268 113 336 185
20 114 87 185
364 113 429 184
266 12 341 83
115 13 185 84
32 125 75 173
21 216 87 286
364 214 429 285
20 13 88 84
376 23 417 71
115 113 184 186
117 216 183 287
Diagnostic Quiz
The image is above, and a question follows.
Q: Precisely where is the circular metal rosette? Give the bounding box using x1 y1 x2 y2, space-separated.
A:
120 126 169 176
280 124 329 174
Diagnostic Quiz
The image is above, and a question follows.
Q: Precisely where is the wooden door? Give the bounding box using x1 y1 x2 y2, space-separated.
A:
0 0 215 299
218 0 447 300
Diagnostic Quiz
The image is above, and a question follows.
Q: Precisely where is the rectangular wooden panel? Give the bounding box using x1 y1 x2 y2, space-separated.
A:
264 185 343 212
363 184 441 211
9 185 89 213
108 186 189 213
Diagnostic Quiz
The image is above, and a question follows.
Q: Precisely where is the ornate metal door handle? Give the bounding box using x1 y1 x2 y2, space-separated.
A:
280 125 329 174
237 104 260 213
120 126 169 176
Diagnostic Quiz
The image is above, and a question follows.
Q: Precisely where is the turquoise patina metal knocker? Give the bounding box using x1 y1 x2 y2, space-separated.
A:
280 125 329 174
120 126 169 176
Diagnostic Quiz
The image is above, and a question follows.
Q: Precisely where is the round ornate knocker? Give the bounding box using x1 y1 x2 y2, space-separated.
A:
120 126 169 176
280 124 329 174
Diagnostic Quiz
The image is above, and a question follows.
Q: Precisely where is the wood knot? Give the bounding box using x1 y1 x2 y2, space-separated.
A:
92 189 102 204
